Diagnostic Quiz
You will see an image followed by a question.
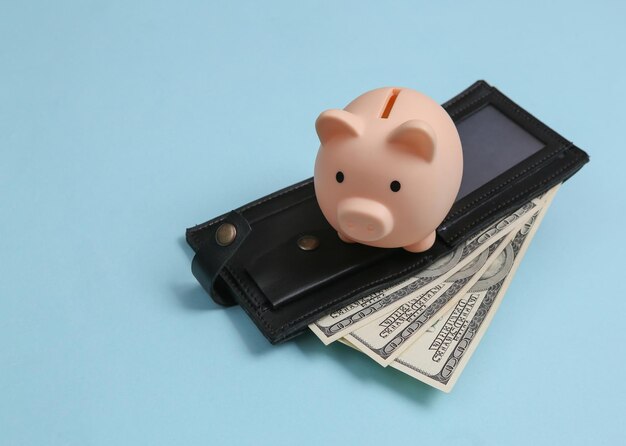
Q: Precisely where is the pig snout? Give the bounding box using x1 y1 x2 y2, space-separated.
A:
337 198 393 242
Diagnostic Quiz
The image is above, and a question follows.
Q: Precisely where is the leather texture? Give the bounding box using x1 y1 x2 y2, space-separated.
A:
186 80 589 344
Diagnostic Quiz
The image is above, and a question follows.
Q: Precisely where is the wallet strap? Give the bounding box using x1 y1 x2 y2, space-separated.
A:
191 211 251 306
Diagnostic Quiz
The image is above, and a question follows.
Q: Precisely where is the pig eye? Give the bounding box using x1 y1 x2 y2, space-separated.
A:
390 180 401 192
336 171 344 183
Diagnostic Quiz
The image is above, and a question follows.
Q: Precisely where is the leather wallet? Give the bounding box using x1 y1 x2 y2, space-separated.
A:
186 80 589 344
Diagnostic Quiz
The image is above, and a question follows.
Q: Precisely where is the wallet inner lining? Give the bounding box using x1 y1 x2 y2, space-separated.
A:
455 104 545 200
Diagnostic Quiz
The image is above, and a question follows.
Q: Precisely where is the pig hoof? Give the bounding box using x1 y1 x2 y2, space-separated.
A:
337 232 355 243
404 232 436 253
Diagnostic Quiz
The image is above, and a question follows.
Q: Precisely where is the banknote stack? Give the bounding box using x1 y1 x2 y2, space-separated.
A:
309 185 560 392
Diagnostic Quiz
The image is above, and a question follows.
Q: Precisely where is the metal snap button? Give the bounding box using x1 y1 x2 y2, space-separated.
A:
297 235 320 251
215 223 237 246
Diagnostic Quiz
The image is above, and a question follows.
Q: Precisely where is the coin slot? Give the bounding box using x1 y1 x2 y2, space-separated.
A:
381 88 401 119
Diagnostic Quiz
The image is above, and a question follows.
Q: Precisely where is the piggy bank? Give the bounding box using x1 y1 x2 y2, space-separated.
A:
313 87 463 252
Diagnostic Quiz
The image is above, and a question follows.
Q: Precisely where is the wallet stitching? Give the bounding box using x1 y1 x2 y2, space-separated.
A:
247 195 315 225
496 91 570 146
442 81 489 108
238 179 313 214
222 267 275 332
448 93 493 119
446 156 583 241
448 89 491 112
224 264 267 311
442 148 565 224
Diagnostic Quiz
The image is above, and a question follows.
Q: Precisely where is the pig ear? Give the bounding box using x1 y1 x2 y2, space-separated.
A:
315 109 363 145
387 120 436 162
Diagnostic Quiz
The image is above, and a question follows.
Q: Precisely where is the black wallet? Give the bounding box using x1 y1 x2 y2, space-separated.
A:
186 80 589 344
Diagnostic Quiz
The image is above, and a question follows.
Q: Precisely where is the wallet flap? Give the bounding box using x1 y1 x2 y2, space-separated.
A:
190 210 251 306
248 228 392 308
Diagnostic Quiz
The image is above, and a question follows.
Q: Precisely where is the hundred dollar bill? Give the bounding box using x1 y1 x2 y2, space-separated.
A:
345 232 516 366
309 198 544 345
391 186 558 392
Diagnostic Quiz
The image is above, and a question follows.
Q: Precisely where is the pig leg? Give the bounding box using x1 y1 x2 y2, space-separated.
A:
337 232 356 244
403 231 436 253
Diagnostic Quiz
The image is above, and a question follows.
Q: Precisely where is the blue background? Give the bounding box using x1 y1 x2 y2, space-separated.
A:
2 1 625 444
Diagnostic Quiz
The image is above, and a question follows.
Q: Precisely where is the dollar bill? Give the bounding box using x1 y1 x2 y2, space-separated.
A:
344 232 516 366
390 186 558 392
309 198 543 345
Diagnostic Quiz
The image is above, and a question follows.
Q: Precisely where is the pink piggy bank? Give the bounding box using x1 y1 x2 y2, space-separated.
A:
314 87 463 252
